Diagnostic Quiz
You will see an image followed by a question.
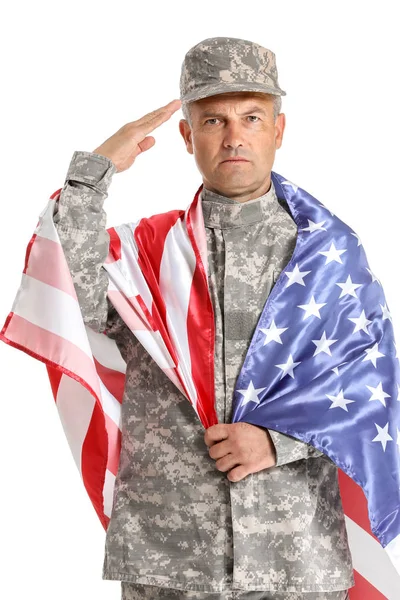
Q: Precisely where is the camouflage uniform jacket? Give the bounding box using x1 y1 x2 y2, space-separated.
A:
53 150 355 594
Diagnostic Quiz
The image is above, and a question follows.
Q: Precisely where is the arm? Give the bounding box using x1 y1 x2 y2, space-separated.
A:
53 100 181 334
53 150 122 336
205 422 333 482
266 428 332 466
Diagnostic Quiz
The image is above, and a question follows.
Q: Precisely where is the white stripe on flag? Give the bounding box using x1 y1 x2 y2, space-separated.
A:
132 329 176 370
14 274 93 358
36 200 60 243
185 193 209 288
86 326 126 374
98 379 122 428
103 468 116 518
118 222 154 314
386 532 400 583
56 374 96 472
160 217 198 403
345 515 400 599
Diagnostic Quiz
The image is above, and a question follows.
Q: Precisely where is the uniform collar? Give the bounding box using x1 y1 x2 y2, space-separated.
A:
200 179 280 229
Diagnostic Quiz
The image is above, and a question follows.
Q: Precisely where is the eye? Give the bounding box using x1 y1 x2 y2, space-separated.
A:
247 115 260 122
205 118 220 125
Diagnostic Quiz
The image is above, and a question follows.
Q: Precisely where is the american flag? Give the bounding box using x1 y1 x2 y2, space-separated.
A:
1 170 399 599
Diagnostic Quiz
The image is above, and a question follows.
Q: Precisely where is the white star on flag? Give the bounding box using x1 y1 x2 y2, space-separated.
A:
366 382 391 407
336 275 363 299
281 180 298 193
285 263 311 287
326 389 356 411
372 422 393 451
397 383 400 401
318 241 347 264
237 380 267 406
362 343 385 368
381 303 392 322
348 309 372 334
312 331 338 356
259 319 288 345
275 354 301 380
397 429 400 451
301 219 328 233
297 295 327 320
331 362 348 376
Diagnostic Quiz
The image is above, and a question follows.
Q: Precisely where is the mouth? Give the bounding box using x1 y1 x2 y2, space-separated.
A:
221 158 250 164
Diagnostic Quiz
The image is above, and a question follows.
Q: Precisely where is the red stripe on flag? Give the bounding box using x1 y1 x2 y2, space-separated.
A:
23 233 37 274
50 188 62 200
349 569 387 600
94 356 125 404
136 294 158 331
47 364 63 399
186 189 218 428
134 211 184 283
3 313 101 397
106 227 122 263
1 312 112 529
81 400 109 530
104 413 122 476
25 234 78 298
134 212 189 392
338 469 378 540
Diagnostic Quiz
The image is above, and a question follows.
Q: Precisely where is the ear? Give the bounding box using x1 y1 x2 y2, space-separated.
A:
179 119 194 155
275 113 286 150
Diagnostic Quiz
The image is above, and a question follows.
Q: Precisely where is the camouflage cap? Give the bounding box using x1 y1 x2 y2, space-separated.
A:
180 36 286 105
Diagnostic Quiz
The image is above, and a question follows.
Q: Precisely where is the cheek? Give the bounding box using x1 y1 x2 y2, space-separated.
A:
193 139 216 167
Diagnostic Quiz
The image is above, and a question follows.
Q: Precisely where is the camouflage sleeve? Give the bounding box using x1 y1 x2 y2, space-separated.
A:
53 150 123 336
267 428 333 466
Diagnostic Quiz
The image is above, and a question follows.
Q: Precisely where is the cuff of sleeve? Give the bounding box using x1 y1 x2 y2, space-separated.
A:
65 150 117 193
267 428 309 467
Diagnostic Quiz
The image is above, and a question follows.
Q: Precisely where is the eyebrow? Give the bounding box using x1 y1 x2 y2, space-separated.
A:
198 105 268 118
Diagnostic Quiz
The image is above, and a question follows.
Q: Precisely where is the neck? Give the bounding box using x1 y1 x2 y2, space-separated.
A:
200 178 280 229
202 176 272 204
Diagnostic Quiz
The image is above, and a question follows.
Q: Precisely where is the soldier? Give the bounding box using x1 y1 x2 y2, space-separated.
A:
53 37 354 599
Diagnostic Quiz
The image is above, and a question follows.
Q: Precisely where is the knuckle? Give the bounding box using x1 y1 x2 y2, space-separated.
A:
215 459 226 471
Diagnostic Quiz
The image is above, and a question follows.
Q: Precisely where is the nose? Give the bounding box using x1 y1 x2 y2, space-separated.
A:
222 120 244 151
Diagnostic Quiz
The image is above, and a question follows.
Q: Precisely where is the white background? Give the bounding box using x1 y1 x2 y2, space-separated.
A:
0 1 399 598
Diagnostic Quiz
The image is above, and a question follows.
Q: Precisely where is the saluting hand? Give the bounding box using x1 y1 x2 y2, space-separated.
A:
204 422 277 482
93 99 182 173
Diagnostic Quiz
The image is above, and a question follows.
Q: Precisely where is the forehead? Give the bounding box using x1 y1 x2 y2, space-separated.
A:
190 92 273 115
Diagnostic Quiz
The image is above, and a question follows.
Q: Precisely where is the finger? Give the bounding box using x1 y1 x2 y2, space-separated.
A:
227 465 250 483
204 424 229 447
137 136 156 153
208 440 231 460
135 100 181 134
215 454 240 473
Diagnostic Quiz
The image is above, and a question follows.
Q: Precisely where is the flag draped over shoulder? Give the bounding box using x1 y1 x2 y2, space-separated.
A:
1 170 400 599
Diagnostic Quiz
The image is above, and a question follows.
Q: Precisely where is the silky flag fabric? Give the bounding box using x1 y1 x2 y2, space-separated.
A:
231 174 400 575
1 171 399 598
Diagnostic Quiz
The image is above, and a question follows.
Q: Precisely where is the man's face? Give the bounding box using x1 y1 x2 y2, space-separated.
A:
179 92 285 202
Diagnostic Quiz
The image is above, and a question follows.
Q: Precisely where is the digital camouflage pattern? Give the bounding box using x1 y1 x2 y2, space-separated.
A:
180 37 286 104
54 150 354 596
121 582 350 600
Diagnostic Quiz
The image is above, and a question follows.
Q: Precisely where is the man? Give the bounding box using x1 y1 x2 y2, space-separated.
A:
53 37 353 599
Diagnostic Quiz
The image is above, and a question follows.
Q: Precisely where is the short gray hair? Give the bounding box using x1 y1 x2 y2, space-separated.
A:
181 93 282 125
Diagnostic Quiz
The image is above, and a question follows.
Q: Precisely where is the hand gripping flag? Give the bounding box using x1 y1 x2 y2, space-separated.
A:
1 170 400 599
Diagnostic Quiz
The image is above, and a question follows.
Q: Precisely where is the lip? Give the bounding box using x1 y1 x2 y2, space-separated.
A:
221 158 249 163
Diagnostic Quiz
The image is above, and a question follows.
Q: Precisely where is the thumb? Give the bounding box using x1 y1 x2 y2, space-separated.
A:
138 136 156 153
227 465 249 483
